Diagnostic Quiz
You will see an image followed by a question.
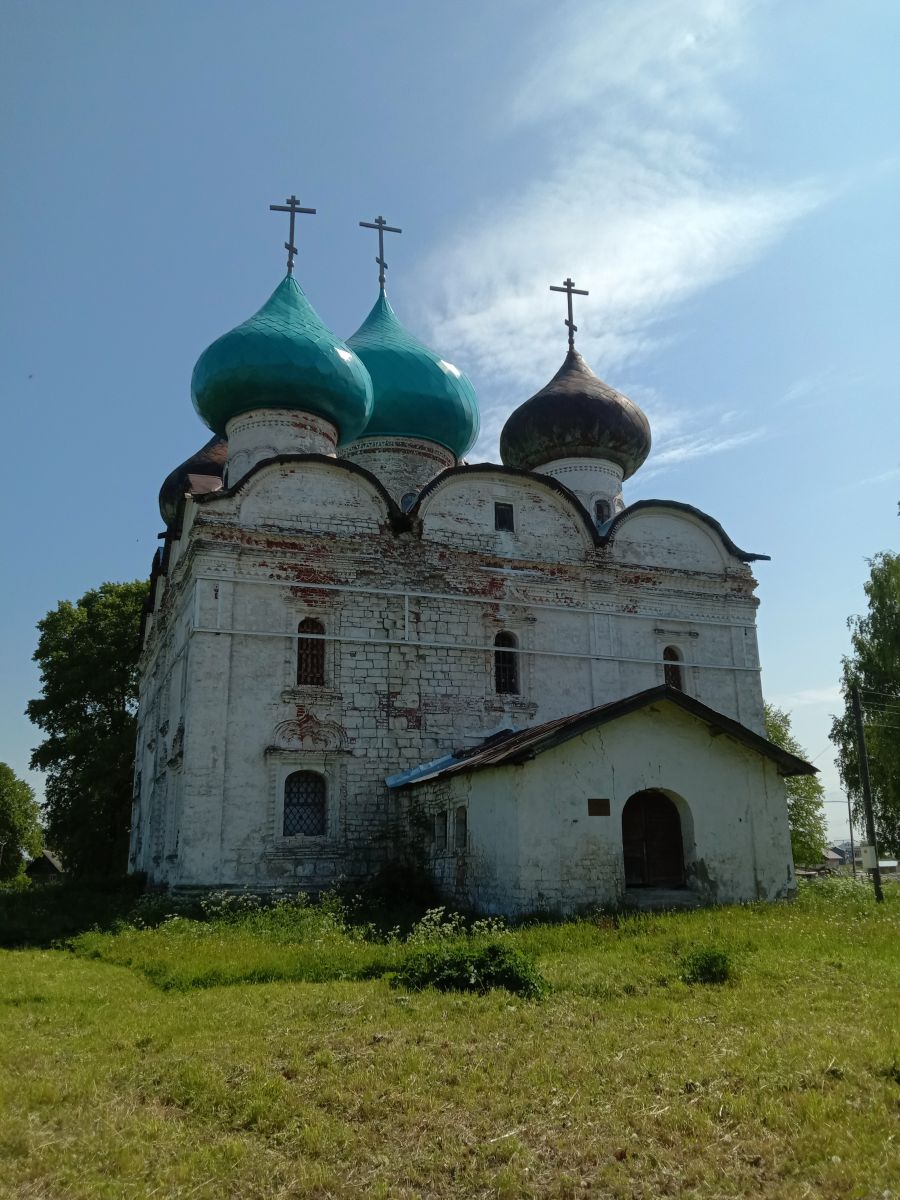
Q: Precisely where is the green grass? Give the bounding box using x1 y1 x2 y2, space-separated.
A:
1 879 898 1198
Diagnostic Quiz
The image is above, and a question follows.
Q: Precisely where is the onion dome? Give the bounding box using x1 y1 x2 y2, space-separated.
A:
191 276 373 439
500 349 651 478
346 290 479 458
159 434 227 524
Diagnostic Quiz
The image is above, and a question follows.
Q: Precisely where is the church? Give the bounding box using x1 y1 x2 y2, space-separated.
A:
129 199 814 914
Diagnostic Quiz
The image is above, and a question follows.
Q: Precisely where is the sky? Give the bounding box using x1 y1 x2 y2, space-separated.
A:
1 0 898 841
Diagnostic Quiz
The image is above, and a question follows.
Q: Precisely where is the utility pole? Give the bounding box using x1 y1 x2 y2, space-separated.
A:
851 684 884 903
846 792 856 877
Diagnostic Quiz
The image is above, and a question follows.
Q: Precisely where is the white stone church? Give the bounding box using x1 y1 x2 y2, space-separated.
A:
129 211 813 914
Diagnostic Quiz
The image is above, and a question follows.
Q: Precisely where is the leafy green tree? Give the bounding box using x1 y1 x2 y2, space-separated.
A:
0 762 43 880
764 703 828 866
830 552 900 857
26 581 149 877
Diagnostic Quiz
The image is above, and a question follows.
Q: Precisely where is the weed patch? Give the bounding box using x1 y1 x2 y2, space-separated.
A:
392 941 546 998
680 946 734 985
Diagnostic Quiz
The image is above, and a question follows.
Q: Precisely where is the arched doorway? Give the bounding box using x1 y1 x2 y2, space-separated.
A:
622 791 685 887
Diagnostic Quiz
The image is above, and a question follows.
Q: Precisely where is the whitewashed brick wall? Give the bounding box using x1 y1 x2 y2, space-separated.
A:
130 455 766 894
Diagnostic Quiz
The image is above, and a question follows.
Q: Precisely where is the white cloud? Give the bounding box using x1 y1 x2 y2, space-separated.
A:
508 0 750 133
425 145 819 391
418 0 826 468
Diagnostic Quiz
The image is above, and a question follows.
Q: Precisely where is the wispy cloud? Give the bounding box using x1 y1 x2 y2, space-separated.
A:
644 426 766 472
855 465 900 488
776 368 869 411
508 0 750 134
778 372 834 408
770 686 843 709
418 0 826 466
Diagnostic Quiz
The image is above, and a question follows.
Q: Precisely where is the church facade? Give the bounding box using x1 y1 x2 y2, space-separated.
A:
129 211 812 913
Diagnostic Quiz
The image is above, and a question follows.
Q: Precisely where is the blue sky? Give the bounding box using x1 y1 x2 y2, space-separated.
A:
2 0 898 840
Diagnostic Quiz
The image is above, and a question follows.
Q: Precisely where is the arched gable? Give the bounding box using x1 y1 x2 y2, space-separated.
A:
415 463 598 560
602 500 767 570
191 453 404 535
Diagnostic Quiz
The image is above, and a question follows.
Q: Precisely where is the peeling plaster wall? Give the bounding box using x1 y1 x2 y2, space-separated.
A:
130 457 768 894
407 702 795 916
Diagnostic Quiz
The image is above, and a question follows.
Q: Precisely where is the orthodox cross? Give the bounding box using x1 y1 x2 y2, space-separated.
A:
549 276 589 350
359 215 402 288
269 194 317 276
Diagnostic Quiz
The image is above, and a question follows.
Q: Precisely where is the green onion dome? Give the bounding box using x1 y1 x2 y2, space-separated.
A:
346 290 479 458
500 349 651 478
191 276 373 439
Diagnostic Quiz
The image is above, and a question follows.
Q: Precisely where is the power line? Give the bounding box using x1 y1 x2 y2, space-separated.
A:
808 744 834 764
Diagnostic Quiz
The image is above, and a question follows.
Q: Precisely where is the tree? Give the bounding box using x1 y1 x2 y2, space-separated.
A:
26 580 149 877
830 552 900 857
0 763 43 881
764 703 828 866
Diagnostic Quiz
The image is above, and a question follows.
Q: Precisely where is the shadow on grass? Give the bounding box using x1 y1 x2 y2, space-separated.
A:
0 877 164 948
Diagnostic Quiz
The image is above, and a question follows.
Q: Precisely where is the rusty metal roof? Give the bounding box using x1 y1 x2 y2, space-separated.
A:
386 685 816 788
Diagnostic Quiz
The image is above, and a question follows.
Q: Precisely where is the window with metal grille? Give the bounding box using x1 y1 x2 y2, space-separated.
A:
663 646 684 691
454 806 467 851
494 502 515 532
297 618 325 686
494 631 519 694
282 771 326 837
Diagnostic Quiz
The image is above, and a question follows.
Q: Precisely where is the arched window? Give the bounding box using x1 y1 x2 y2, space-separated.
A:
494 631 519 695
283 771 326 837
594 498 611 525
400 492 417 512
297 618 325 686
663 646 684 691
622 790 685 887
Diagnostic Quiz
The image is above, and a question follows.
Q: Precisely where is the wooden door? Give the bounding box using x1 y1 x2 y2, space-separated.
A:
622 791 685 887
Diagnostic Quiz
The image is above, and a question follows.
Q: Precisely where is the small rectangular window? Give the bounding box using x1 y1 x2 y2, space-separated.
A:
434 811 447 852
454 806 467 851
297 618 326 686
494 502 515 532
587 798 611 816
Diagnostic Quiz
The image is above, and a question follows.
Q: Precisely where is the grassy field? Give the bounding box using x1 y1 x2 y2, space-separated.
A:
1 880 898 1199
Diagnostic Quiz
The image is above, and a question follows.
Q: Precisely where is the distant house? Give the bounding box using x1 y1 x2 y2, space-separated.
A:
823 848 845 869
25 850 65 881
851 847 899 876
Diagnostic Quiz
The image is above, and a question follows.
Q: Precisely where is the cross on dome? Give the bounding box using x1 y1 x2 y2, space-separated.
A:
550 276 589 351
269 194 317 276
359 215 402 288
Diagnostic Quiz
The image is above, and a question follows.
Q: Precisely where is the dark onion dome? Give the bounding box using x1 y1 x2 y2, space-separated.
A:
159 434 227 524
347 290 479 458
191 275 373 439
499 349 651 478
